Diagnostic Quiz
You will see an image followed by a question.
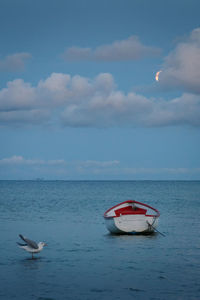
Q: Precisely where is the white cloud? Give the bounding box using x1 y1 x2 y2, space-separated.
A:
0 156 121 179
158 28 200 94
145 93 200 127
0 155 24 165
0 72 200 127
0 53 32 71
79 160 120 168
0 156 68 179
61 89 153 127
1 155 200 179
0 156 119 169
61 90 200 128
0 156 66 166
62 36 161 61
117 167 200 176
38 73 71 93
0 109 50 126
0 79 36 111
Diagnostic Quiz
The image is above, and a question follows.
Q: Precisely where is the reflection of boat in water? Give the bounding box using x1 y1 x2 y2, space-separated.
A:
104 200 160 234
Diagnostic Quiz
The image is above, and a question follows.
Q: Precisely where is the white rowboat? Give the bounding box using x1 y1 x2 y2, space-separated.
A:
104 200 160 234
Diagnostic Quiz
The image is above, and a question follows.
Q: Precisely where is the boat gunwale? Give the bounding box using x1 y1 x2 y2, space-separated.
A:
103 200 160 219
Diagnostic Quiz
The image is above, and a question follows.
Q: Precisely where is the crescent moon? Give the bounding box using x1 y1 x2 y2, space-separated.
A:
155 70 162 81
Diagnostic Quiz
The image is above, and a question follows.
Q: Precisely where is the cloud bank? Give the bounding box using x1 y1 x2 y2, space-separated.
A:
0 155 199 180
1 29 200 128
0 53 32 72
0 155 65 166
0 72 200 128
62 36 161 61
158 28 200 94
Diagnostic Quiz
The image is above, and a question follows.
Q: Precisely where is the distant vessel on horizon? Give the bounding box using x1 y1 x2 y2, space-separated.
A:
34 178 45 181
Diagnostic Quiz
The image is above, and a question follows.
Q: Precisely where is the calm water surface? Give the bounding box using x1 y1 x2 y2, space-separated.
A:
0 180 200 300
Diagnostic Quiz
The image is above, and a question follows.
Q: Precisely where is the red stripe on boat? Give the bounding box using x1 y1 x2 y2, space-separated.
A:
104 200 160 218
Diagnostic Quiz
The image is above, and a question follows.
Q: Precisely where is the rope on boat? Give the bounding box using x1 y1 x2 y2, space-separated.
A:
146 221 166 237
151 216 157 227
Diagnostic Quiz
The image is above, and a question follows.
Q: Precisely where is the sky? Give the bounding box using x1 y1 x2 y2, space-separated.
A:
0 0 200 180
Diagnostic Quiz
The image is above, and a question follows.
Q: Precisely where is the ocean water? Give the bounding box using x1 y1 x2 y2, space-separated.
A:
0 180 200 300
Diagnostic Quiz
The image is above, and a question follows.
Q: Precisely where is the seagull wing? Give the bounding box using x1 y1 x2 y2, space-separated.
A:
19 234 39 249
17 242 27 246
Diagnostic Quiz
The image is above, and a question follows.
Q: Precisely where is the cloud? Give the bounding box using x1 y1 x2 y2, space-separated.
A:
0 72 200 127
158 28 200 93
0 156 121 179
61 90 200 128
0 79 35 111
145 93 200 127
0 156 66 166
1 155 200 179
62 36 161 61
0 156 119 169
0 53 32 72
0 155 68 179
80 160 120 167
0 78 50 126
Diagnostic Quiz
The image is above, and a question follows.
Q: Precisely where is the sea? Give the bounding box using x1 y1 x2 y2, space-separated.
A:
0 180 199 300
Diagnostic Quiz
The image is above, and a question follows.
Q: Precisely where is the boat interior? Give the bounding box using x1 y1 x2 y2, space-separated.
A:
114 205 147 217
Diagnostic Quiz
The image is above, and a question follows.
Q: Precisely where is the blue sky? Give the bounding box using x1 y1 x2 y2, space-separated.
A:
0 0 200 180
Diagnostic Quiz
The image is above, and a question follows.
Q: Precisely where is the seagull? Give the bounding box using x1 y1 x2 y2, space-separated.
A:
17 234 47 259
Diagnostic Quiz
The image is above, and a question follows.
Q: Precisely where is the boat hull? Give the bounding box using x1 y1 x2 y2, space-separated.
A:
105 215 158 234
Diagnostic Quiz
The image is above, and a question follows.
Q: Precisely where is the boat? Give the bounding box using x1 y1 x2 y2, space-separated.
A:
104 200 160 234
